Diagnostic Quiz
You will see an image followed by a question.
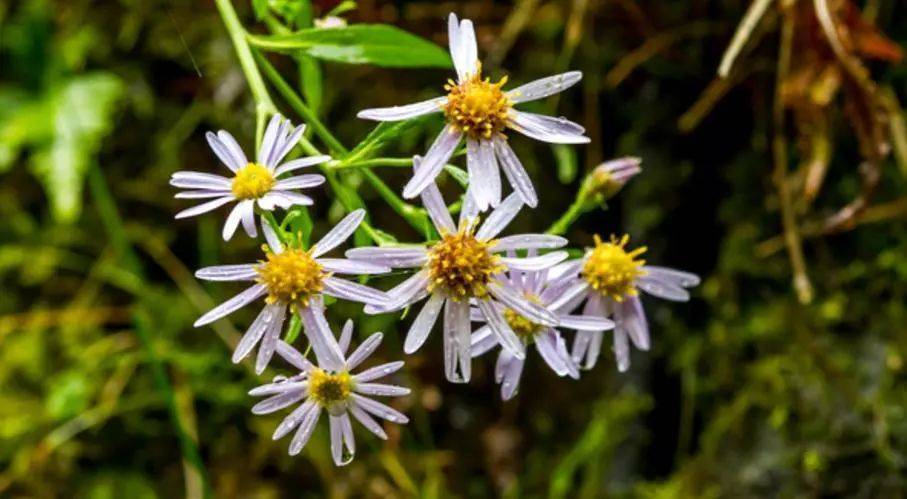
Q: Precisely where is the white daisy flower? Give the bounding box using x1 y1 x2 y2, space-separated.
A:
469 254 614 400
562 235 700 372
193 209 391 374
171 114 331 240
357 13 588 211
249 321 409 466
345 159 569 383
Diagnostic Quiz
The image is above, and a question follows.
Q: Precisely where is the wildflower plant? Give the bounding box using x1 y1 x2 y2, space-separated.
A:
169 4 699 467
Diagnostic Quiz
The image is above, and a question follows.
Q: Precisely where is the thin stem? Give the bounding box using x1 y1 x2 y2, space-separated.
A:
330 157 414 169
546 193 589 235
214 0 278 148
261 210 289 246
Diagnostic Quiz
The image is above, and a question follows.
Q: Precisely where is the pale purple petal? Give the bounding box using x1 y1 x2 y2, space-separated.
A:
195 264 258 282
476 193 523 240
338 320 354 355
175 189 231 199
507 71 583 104
261 215 284 252
171 170 232 188
239 200 258 238
469 325 497 357
619 296 650 350
258 114 283 166
499 352 524 400
349 403 387 440
346 332 383 370
535 330 569 376
354 361 405 383
232 303 283 363
274 174 325 190
613 329 630 372
544 280 589 311
222 203 245 241
355 383 410 397
274 155 332 176
216 130 249 170
404 294 444 354
643 266 700 288
508 110 590 144
251 389 306 415
312 209 365 258
489 282 558 326
636 275 690 302
345 247 428 268
194 284 266 327
402 125 462 199
357 96 446 121
367 271 430 314
255 304 288 374
494 136 538 207
466 138 501 211
276 340 313 371
476 299 525 359
270 124 305 168
205 132 244 172
493 234 567 252
299 302 345 372
443 299 472 383
351 393 409 424
415 155 456 233
501 251 568 271
456 18 478 80
288 405 322 455
557 314 615 331
323 277 389 307
273 399 316 440
318 258 391 275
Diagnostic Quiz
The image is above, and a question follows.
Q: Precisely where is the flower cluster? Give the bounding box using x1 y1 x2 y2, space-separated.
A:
172 13 699 466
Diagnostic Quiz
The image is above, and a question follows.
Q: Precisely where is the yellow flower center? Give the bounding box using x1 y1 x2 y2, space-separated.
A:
256 247 328 310
232 162 275 199
308 368 352 407
444 65 511 140
582 234 647 302
503 307 544 343
427 225 503 300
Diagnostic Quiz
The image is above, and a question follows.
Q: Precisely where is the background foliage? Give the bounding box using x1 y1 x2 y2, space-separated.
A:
1 0 906 497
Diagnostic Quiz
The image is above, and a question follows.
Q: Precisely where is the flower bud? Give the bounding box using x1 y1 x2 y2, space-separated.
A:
588 156 642 199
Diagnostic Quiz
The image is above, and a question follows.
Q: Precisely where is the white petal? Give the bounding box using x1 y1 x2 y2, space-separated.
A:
456 18 478 81
239 200 258 238
494 136 538 207
270 124 305 168
469 325 497 357
171 171 232 188
345 247 428 269
251 389 307 415
249 379 307 397
216 131 249 169
274 174 325 190
258 114 283 165
507 71 583 104
368 271 430 314
273 399 316 440
288 405 322 455
346 332 383 370
508 110 590 144
642 265 701 288
299 303 345 372
404 294 444 354
619 296 650 350
195 264 258 282
493 234 567 252
414 156 455 233
476 193 523 240
499 354 524 400
354 361 405 383
636 276 690 302
222 203 245 241
545 281 589 311
477 299 525 360
613 328 630 372
357 96 447 121
194 284 266 327
443 299 472 383
318 258 391 275
312 209 365 258
261 215 284 252
339 319 354 355
274 155 332 176
501 251 568 271
535 331 569 376
466 138 501 211
205 132 243 172
276 340 313 372
402 126 461 199
174 196 234 219
175 189 231 199
458 186 481 227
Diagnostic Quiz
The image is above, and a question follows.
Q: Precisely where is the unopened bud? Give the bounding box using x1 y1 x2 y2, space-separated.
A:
585 156 642 201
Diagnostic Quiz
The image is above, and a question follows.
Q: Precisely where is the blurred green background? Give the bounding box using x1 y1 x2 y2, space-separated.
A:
2 0 907 497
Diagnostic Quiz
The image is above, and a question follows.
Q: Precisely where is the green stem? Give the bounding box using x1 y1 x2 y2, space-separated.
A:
261 210 289 247
214 0 277 148
547 195 589 235
331 157 414 169
253 48 347 155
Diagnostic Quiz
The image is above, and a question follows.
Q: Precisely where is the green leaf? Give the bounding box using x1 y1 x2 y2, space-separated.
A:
248 24 452 68
252 0 269 20
553 144 577 184
30 73 123 222
343 117 426 164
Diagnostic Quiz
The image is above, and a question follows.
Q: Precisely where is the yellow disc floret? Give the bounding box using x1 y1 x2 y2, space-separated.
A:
308 368 352 408
427 225 503 300
232 162 275 199
256 247 328 310
582 234 647 302
504 307 544 343
444 64 511 140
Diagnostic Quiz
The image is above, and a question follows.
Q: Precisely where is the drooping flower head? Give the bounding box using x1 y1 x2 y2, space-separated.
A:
470 255 614 400
345 158 569 383
193 210 391 373
249 321 409 466
357 13 589 211
171 114 330 240
587 156 642 200
559 234 700 372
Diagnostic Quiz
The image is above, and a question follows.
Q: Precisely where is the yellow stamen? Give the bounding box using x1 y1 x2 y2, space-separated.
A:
581 234 647 302
427 224 503 300
308 368 352 407
255 246 328 310
443 63 512 140
232 162 275 199
503 298 544 343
